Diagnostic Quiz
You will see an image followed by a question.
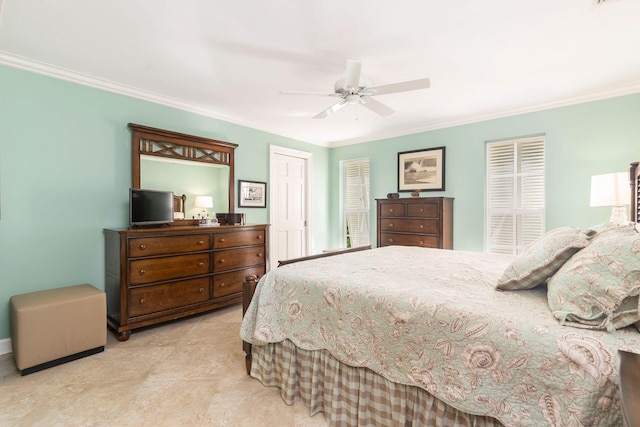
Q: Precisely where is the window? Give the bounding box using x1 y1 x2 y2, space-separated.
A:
486 136 545 254
343 158 370 248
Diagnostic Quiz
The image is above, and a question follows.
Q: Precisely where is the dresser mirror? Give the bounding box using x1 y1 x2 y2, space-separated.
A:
129 123 237 220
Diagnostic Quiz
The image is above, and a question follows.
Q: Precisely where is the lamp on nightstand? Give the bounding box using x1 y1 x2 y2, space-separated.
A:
590 172 630 226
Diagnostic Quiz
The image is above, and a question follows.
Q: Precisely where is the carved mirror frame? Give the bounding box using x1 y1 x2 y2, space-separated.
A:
129 123 237 214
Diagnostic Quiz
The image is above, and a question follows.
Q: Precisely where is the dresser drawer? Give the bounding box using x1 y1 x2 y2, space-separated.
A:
128 234 210 257
129 253 210 285
213 265 266 297
379 203 406 218
213 230 266 249
128 277 210 317
407 203 439 218
105 224 269 340
379 232 439 248
213 246 265 272
380 218 439 234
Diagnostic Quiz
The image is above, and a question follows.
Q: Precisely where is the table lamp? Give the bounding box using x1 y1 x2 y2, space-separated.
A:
590 172 630 225
195 196 214 220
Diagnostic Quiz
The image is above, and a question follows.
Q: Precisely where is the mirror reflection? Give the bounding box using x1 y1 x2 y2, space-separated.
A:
140 155 229 220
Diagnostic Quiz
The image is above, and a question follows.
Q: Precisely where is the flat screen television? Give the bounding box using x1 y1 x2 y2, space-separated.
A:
130 188 174 226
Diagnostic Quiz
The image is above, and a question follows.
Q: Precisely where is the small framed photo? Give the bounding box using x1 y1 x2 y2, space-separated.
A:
398 146 445 192
238 180 267 208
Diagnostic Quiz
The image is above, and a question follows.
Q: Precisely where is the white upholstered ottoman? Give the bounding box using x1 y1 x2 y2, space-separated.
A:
10 284 106 375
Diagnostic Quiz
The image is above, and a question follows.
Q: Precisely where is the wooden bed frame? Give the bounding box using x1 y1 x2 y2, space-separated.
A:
173 194 186 216
630 161 639 223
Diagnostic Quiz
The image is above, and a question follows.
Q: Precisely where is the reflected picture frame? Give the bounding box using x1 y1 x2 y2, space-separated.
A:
398 146 445 192
238 180 267 208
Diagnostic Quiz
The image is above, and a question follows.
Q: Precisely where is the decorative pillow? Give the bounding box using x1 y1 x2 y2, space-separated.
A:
588 222 637 240
547 230 640 331
496 227 595 291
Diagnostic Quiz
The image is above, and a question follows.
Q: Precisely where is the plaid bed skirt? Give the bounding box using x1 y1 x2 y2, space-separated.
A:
251 340 504 427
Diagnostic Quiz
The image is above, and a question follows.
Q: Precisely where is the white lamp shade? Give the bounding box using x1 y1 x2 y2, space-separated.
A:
590 172 630 207
195 196 213 209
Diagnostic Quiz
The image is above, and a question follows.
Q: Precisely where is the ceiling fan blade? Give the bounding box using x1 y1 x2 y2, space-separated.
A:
361 97 395 117
365 78 430 96
343 60 362 92
280 90 340 97
313 100 347 119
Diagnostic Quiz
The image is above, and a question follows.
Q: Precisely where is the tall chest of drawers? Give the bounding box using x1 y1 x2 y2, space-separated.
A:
104 224 268 341
376 197 453 249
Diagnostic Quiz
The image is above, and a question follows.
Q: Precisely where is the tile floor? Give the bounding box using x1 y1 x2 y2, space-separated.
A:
0 305 328 426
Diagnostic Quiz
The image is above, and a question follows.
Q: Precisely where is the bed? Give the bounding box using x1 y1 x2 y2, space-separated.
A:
173 193 186 219
240 163 640 427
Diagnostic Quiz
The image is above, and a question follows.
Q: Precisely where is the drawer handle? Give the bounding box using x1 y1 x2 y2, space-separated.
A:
139 298 145 304
139 269 145 275
198 262 204 267
257 235 263 240
420 241 424 245
257 253 263 258
139 244 147 250
198 240 204 245
199 287 204 293
420 225 424 229
219 238 225 243
388 238 394 243
420 208 424 212
389 208 394 213
218 259 225 264
389 223 394 228
219 283 226 288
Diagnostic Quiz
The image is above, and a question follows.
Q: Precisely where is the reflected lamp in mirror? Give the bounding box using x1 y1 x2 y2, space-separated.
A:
195 196 214 219
590 172 630 225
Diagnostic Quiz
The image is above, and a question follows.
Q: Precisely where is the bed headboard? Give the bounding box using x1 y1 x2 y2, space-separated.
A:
631 162 639 223
173 194 186 215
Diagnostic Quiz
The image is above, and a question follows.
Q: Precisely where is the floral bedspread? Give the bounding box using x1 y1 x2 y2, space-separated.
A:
240 246 640 427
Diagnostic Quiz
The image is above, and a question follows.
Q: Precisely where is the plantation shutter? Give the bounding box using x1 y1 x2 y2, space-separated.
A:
344 159 371 248
486 137 545 254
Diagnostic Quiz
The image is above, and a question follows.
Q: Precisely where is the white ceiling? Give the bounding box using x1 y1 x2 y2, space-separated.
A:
1 0 639 147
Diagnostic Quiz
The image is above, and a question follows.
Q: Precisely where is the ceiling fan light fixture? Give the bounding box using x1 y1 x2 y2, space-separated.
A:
334 77 371 94
281 60 430 119
345 94 361 104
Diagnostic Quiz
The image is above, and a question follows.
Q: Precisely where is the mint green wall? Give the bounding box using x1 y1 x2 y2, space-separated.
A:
0 65 330 340
1 62 638 342
330 94 640 251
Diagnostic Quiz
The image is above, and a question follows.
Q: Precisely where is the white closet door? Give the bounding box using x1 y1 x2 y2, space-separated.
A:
270 148 310 264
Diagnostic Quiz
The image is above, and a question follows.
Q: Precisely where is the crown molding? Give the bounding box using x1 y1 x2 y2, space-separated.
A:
2 51 639 149
327 82 640 148
0 51 320 145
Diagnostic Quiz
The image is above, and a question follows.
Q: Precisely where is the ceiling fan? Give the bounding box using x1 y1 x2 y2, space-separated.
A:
280 60 430 119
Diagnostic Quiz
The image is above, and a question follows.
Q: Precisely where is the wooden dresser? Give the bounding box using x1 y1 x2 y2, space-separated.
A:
104 224 268 341
376 197 453 249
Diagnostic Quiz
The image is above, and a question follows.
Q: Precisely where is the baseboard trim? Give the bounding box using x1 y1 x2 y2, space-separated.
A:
0 338 13 355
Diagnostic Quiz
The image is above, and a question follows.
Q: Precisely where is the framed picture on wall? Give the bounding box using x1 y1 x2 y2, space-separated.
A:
397 146 445 192
238 180 267 208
